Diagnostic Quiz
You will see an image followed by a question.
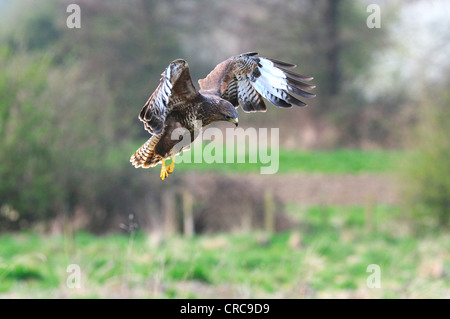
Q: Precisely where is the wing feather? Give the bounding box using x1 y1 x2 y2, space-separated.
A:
236 75 266 112
198 52 315 113
139 59 198 135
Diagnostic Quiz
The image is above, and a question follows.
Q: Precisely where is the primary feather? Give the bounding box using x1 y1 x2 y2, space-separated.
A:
199 52 316 112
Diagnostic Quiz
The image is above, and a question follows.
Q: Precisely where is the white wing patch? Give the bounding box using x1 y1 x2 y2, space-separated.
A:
258 59 287 81
254 59 288 93
247 57 315 108
155 66 174 112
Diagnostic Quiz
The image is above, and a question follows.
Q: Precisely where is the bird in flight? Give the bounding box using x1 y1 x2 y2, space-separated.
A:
130 52 315 180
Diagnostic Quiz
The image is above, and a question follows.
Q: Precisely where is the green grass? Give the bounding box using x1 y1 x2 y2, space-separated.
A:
161 146 406 174
0 205 448 298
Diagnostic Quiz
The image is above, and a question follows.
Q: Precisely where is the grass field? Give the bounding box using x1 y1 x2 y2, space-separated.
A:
1 149 446 298
126 143 406 174
1 205 448 298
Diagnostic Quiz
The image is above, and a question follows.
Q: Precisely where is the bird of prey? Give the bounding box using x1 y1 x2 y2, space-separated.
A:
130 52 315 180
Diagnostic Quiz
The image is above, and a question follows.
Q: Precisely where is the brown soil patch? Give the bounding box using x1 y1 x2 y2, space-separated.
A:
184 173 400 205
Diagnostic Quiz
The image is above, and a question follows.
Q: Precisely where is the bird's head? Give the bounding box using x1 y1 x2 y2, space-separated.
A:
217 99 239 127
199 95 239 127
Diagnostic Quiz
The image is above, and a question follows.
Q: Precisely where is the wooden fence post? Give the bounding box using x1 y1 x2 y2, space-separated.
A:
162 190 177 236
264 191 275 233
182 189 194 237
241 202 253 232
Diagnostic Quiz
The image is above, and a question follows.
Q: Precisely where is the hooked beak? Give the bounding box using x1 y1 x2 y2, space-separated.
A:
231 117 239 127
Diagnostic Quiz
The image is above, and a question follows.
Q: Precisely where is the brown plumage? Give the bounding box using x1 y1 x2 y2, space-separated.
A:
130 52 316 180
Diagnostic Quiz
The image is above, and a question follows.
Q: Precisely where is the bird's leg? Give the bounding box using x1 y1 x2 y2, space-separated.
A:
160 158 169 180
167 156 175 174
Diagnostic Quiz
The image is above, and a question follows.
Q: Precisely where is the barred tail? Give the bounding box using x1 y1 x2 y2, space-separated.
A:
130 136 163 168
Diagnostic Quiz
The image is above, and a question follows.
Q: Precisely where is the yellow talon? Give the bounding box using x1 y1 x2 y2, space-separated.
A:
160 157 176 180
160 158 169 180
167 157 175 174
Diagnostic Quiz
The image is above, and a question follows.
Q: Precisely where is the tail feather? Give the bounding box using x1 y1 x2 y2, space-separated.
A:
130 136 163 168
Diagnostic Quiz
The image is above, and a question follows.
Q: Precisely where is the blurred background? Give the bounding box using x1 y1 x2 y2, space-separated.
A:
0 0 448 298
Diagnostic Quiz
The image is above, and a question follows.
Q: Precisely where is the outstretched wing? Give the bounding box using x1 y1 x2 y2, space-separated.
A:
139 59 198 135
198 52 315 113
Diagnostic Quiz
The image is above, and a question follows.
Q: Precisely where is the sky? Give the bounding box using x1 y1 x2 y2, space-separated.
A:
365 0 450 100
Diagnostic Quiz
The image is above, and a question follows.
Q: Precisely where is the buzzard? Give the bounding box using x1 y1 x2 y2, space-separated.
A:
130 52 315 180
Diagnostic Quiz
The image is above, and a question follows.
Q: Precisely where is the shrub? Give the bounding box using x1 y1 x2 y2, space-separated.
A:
402 89 450 229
